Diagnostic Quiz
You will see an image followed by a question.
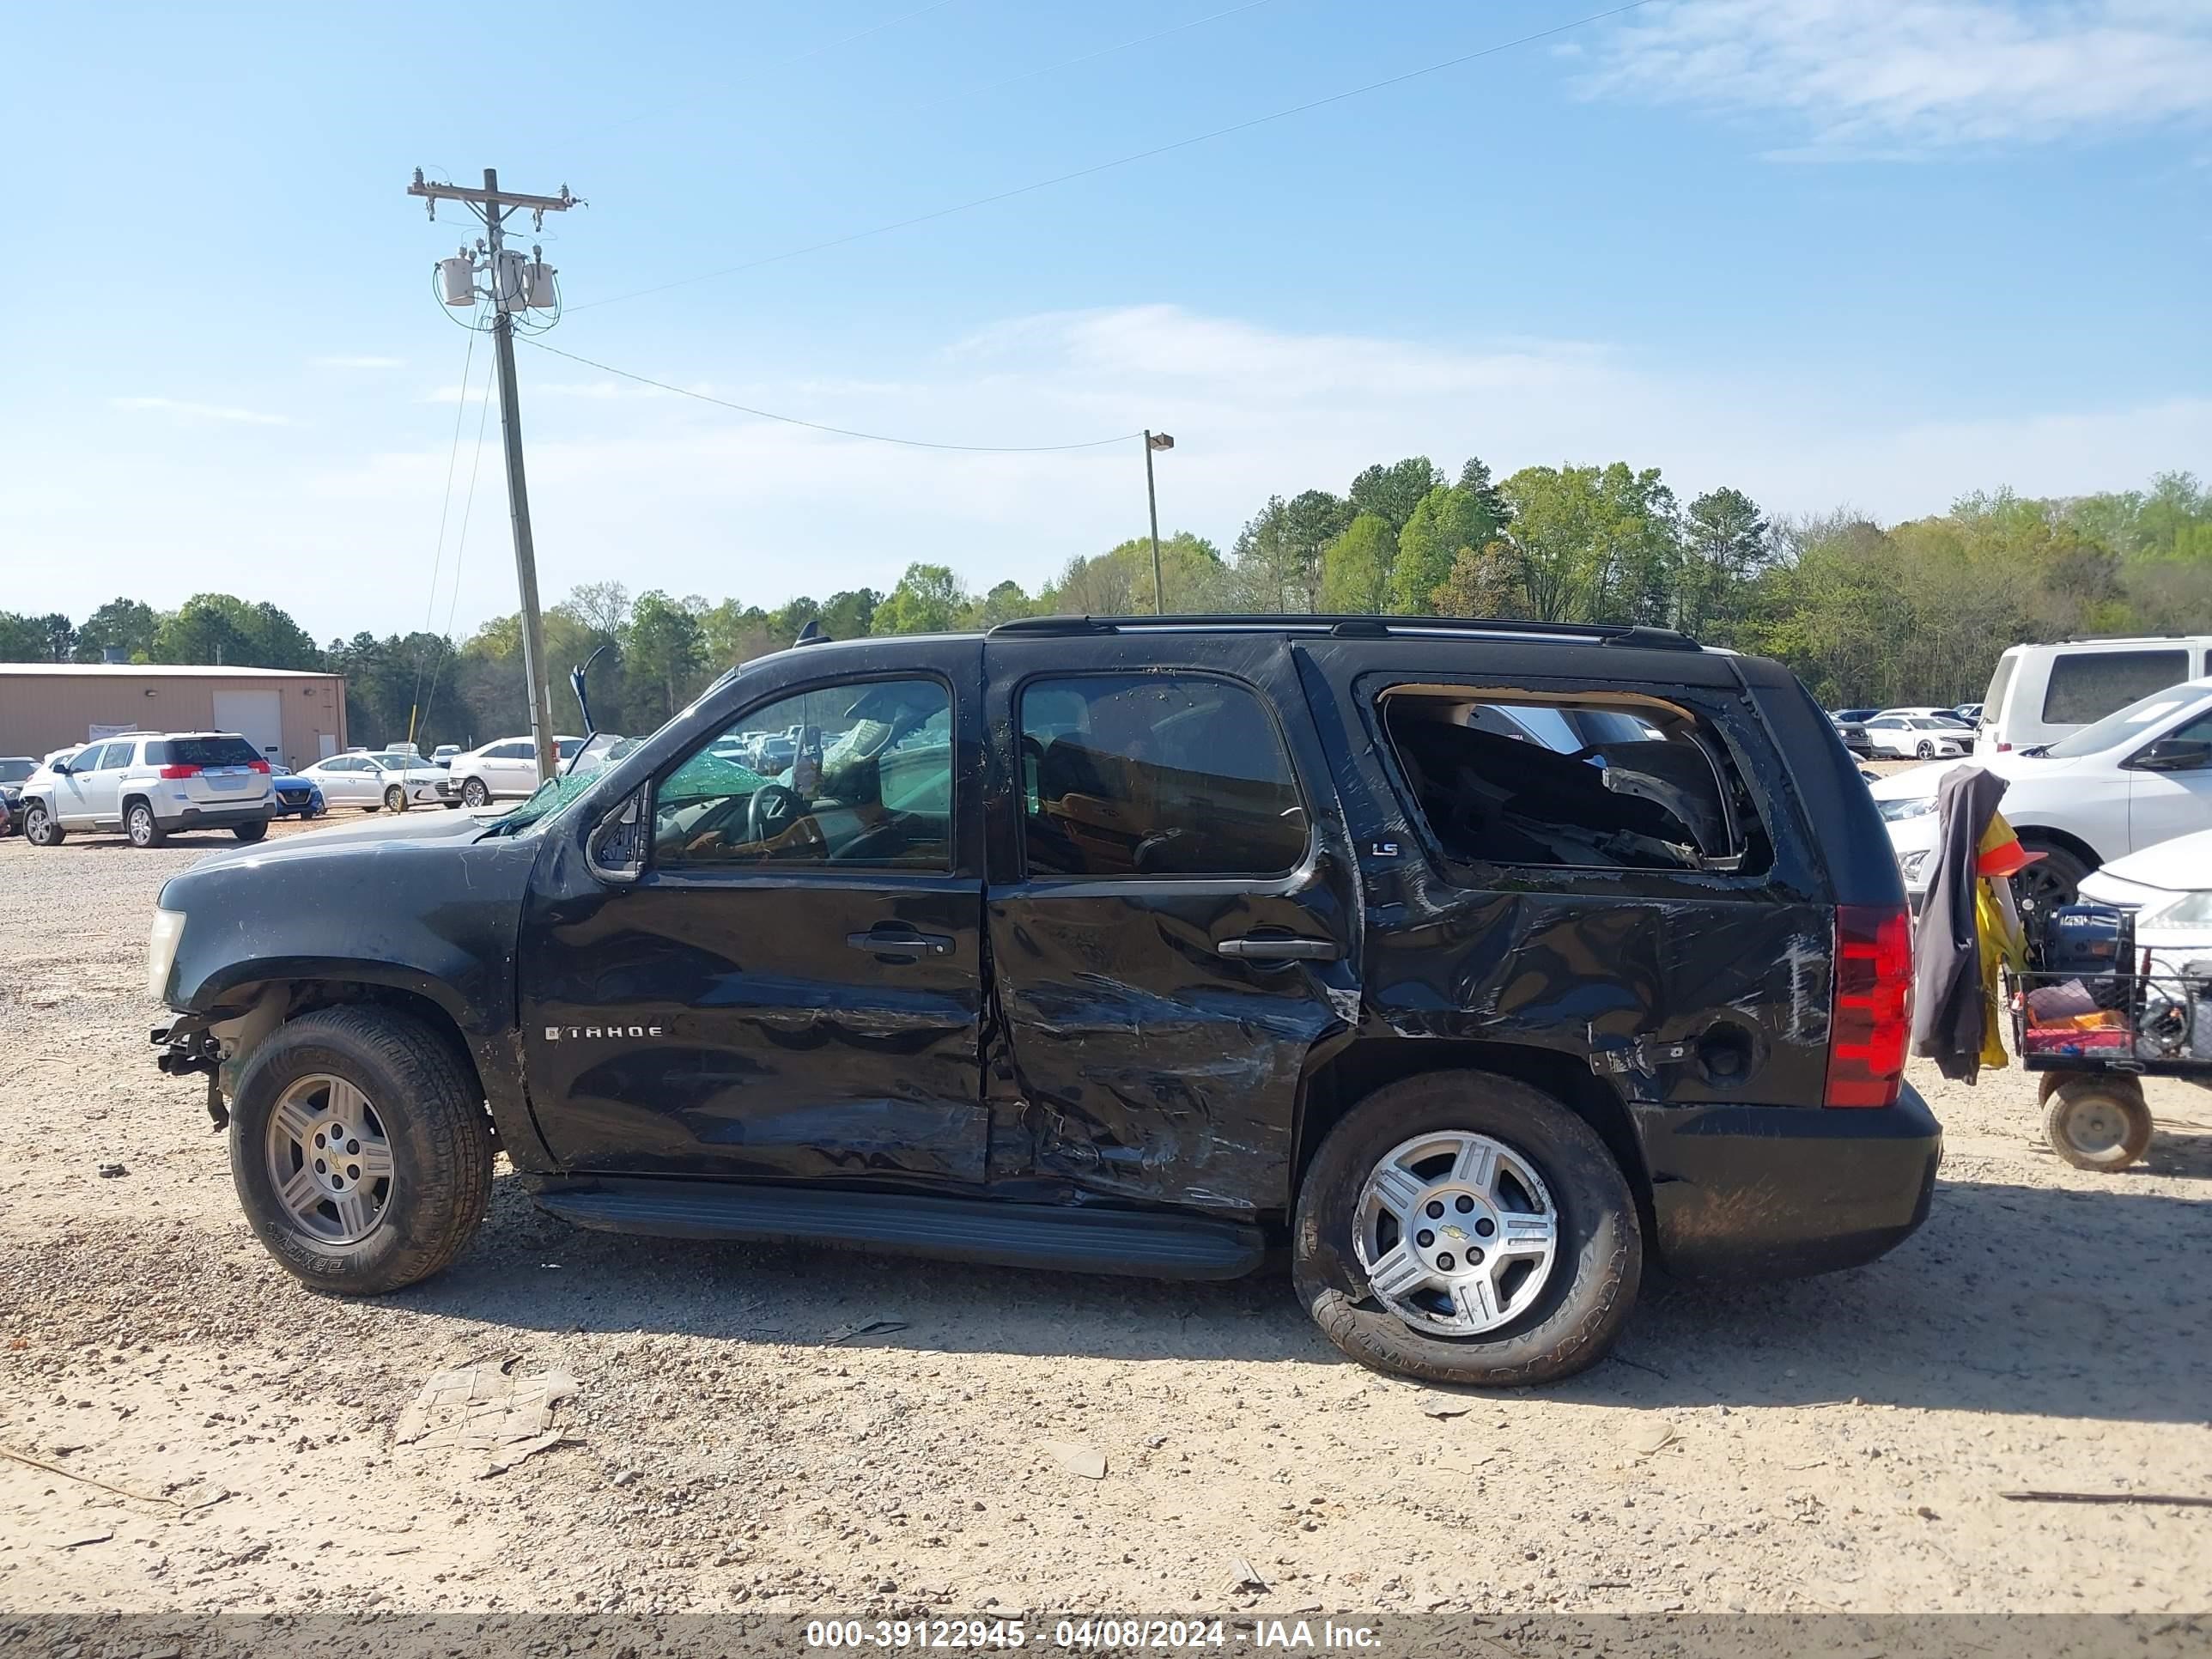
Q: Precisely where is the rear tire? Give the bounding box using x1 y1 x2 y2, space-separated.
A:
126 800 165 848
233 819 269 843
1292 1071 1641 1386
2044 1076 2152 1172
23 803 63 847
228 1007 493 1294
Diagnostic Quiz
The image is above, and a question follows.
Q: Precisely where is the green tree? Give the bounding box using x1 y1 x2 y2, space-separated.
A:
1230 496 1306 611
1039 533 1224 615
154 593 320 669
1348 458 1445 539
1678 487 1771 638
0 613 48 661
72 598 160 663
871 563 969 635
698 600 780 667
1389 464 1512 614
1498 464 1680 623
969 580 1033 629
1317 514 1398 613
624 590 706 726
818 589 880 640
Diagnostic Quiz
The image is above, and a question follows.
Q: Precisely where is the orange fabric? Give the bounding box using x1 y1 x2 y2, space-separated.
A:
1976 811 2041 878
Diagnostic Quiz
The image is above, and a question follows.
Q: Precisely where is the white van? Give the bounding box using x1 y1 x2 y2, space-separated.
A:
1979 636 2212 754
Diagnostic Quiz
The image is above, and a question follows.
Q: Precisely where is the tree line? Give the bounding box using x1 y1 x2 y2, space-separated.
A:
5 466 2206 748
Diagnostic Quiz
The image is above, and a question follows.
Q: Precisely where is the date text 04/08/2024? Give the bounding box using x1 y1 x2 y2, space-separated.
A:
803 1619 1383 1650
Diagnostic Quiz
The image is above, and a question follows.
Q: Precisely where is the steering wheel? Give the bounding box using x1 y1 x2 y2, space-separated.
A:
749 782 804 847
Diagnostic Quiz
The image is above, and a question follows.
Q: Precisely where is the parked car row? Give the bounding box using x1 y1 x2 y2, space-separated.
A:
1874 675 2212 911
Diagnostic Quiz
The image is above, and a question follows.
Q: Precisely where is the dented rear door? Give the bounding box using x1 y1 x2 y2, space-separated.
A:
981 632 1360 1215
1301 639 1837 1111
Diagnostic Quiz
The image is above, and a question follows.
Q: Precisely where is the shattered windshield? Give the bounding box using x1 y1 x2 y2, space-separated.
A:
486 735 644 834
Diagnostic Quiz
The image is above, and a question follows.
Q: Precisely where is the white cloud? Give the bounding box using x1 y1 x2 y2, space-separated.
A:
110 396 291 427
310 355 406 369
1588 0 2212 151
28 307 2207 639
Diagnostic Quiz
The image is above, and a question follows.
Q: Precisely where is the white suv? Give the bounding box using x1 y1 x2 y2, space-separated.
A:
20 731 275 849
1978 636 2212 754
448 735 580 807
1871 677 2212 911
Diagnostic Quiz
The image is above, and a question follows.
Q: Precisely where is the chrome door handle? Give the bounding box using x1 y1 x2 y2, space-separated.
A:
1217 935 1340 963
846 930 956 959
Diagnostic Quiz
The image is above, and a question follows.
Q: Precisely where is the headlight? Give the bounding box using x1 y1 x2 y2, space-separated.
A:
2134 890 2212 931
1899 851 1929 884
1877 796 1938 823
147 908 185 1002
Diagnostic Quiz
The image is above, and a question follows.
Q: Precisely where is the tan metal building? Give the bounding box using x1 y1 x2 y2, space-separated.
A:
0 664 348 769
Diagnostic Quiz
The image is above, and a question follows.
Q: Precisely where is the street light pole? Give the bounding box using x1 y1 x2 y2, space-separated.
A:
1144 430 1175 616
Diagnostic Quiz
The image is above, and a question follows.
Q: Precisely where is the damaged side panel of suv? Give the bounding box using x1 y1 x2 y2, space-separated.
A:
150 617 1937 1389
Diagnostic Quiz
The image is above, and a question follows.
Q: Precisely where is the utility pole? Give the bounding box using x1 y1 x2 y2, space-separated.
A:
406 167 581 785
1143 430 1175 616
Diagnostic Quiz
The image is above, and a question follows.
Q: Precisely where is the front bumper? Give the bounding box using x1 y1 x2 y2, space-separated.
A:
1632 1085 1942 1279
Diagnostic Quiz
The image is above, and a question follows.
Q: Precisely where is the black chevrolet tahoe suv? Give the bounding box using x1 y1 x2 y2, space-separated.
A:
149 615 1938 1385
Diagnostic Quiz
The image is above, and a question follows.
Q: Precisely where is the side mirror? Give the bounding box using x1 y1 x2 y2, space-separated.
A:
587 788 647 885
2132 738 2212 773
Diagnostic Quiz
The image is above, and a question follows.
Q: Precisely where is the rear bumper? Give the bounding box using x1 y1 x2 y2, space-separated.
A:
1632 1085 1942 1279
159 803 273 830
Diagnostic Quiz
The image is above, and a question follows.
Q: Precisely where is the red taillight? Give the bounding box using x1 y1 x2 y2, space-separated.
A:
1826 904 1912 1108
157 764 200 780
1995 742 2012 752
249 759 271 773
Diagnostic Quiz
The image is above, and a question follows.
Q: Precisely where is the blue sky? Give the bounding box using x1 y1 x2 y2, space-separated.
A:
3 0 2207 643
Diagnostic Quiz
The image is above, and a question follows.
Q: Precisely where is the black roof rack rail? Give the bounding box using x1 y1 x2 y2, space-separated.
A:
987 614 1701 651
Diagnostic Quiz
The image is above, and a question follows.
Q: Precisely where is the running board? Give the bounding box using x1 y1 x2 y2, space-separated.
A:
534 1180 1266 1280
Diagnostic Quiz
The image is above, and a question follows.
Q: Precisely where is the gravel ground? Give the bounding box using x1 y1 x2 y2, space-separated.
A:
1 811 2207 1620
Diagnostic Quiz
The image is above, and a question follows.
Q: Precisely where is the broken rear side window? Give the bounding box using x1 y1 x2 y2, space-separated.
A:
1378 688 1770 877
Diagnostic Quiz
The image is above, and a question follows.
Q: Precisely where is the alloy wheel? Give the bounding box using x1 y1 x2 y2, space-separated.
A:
25 805 57 846
1353 1131 1559 1336
264 1073 397 1247
385 784 407 813
128 805 158 847
461 778 489 808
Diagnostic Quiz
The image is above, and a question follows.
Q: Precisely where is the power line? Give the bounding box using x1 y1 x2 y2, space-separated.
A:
572 0 1656 313
416 345 501 739
407 326 477 741
520 336 1143 453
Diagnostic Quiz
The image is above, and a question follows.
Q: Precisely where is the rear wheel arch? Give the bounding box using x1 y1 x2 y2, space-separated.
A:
2013 823 2101 868
1295 1038 1652 1227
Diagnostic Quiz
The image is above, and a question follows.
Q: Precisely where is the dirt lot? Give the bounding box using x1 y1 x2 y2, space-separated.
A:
1 811 2207 1620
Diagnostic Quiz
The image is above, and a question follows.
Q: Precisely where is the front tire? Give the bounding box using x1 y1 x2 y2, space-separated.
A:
1293 1071 1641 1386
23 803 63 846
461 776 489 808
126 801 165 848
384 784 408 813
2017 838 2090 913
1916 739 1935 758
2043 1076 2152 1172
229 1007 493 1294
